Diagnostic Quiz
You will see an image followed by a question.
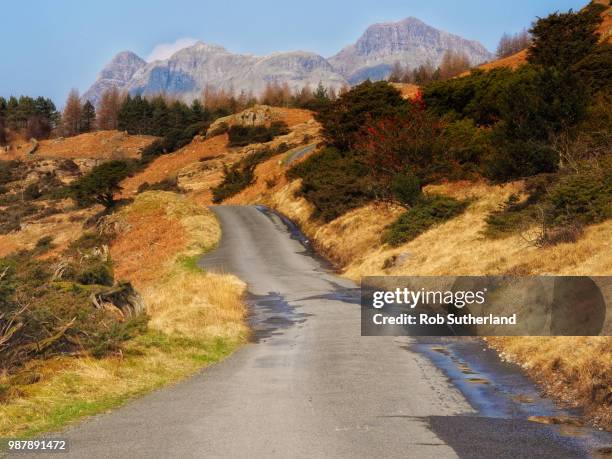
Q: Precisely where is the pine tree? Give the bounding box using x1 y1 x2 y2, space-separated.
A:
528 3 605 68
80 100 96 133
190 99 207 123
314 82 328 101
150 96 170 136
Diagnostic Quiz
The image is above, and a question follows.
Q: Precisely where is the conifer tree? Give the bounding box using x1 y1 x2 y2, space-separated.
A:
80 100 96 133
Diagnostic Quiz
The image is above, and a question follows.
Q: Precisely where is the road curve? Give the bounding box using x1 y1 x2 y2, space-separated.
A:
20 205 596 459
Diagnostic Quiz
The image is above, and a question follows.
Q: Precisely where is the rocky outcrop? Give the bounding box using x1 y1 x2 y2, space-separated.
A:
206 105 275 137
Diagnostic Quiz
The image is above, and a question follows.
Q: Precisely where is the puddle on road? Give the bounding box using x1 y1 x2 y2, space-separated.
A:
245 291 311 342
414 337 612 454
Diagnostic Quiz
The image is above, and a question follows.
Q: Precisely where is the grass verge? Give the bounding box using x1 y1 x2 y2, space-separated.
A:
487 336 611 429
0 191 247 438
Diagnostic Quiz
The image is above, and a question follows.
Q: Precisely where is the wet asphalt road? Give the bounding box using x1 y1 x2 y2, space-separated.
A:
14 205 604 459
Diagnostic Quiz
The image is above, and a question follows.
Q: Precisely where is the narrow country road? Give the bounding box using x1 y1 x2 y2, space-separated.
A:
20 206 600 459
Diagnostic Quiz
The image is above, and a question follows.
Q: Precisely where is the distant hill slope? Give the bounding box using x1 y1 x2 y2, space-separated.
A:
5 130 156 160
83 18 491 104
467 0 611 74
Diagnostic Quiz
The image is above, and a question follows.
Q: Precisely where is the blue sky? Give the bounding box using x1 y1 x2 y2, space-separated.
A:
0 0 586 105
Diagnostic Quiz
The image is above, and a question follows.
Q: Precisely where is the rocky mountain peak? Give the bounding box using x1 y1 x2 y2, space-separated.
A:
329 17 493 84
82 51 146 104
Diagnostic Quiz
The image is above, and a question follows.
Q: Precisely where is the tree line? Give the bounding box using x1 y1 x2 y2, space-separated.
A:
0 96 58 143
0 79 341 146
387 27 534 86
387 50 474 85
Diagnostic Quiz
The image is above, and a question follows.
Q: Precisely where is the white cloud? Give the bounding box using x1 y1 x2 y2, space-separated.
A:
146 38 199 62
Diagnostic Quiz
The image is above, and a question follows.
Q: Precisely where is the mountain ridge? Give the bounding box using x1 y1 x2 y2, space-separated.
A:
83 17 493 104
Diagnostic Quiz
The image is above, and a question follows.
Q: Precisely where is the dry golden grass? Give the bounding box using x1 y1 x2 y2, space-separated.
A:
0 191 247 437
106 191 246 338
273 107 315 127
119 135 230 197
487 337 612 428
6 130 156 160
390 83 421 99
146 271 246 340
468 50 528 75
239 177 612 428
0 205 98 258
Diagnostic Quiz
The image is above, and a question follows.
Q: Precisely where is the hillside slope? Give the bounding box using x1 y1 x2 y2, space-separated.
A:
5 130 156 160
180 105 611 428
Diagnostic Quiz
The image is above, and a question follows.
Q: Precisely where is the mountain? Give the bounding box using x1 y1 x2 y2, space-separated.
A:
83 17 493 103
124 43 348 102
328 17 493 84
82 51 146 104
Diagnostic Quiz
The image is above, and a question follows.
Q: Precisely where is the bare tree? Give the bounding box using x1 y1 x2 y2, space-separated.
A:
202 84 233 112
496 29 531 58
407 61 439 84
96 87 123 131
439 50 471 80
388 62 405 83
62 89 82 137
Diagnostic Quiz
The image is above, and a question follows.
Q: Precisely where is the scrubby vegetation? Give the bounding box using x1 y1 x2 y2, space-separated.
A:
290 3 611 248
212 149 275 203
288 147 377 221
227 121 289 147
383 195 469 246
137 176 182 194
70 160 135 208
0 192 246 437
0 232 146 375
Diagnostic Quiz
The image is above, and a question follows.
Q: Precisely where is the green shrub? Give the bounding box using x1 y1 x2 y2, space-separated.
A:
391 172 421 206
287 147 378 221
547 165 612 226
137 176 181 194
484 163 611 241
76 262 114 286
35 236 54 251
212 149 274 203
68 232 114 254
484 65 588 182
316 81 408 150
70 160 134 208
383 195 469 246
527 2 606 69
227 121 289 147
275 142 294 154
0 160 20 186
423 68 513 125
440 118 492 177
0 250 145 373
208 121 229 137
23 183 42 200
575 43 612 93
485 138 558 182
